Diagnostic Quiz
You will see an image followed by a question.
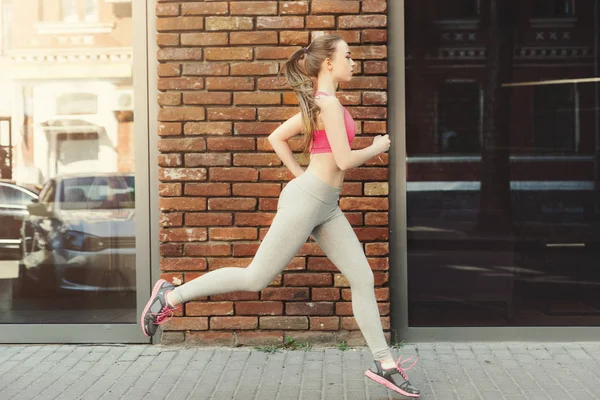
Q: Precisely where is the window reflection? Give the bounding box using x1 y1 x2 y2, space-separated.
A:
406 0 600 327
0 0 135 324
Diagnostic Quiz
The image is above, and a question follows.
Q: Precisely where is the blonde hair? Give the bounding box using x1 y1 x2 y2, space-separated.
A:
279 34 345 154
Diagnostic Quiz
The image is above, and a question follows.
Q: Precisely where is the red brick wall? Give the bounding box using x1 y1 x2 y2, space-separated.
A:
156 0 390 346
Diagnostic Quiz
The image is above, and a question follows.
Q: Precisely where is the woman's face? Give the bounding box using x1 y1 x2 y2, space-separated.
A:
327 40 356 83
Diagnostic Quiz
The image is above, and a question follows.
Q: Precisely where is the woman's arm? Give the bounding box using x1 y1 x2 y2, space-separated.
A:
320 96 385 171
267 112 305 178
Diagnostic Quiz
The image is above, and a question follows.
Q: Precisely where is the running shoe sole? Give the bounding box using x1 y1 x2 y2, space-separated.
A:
141 279 168 337
365 370 420 398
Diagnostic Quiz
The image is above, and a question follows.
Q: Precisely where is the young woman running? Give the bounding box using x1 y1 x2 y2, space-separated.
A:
141 34 420 398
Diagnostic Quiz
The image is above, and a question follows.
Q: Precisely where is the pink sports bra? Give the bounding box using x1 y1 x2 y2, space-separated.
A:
309 91 356 154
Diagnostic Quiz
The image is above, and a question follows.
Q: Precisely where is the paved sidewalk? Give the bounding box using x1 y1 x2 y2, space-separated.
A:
1 342 600 400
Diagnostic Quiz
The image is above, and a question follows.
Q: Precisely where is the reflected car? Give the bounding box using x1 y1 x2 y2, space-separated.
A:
13 173 136 297
0 181 39 255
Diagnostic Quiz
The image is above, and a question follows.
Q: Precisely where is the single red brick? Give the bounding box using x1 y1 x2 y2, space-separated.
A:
261 287 309 301
158 48 203 61
159 197 207 211
160 243 182 256
206 77 254 91
365 212 388 225
162 317 208 331
233 92 281 105
185 212 233 225
312 288 340 301
158 122 182 136
158 168 207 182
310 317 340 331
362 0 387 13
208 198 257 211
207 108 256 121
205 48 253 61
159 228 207 242
186 301 234 316
161 257 207 271
160 212 183 227
286 302 334 316
365 243 389 256
235 213 276 227
158 107 205 122
209 227 257 240
338 15 387 28
259 316 308 330
181 2 228 16
156 3 180 17
157 33 179 47
364 61 388 75
157 17 204 31
183 242 231 257
158 64 181 77
183 63 229 76
185 153 231 167
180 32 228 46
280 31 309 45
284 273 332 287
256 16 303 29
355 228 389 241
236 301 283 315
210 292 259 301
209 167 258 181
210 316 258 330
205 17 254 31
230 62 279 76
230 31 278 45
280 1 309 14
232 183 280 197
339 197 389 211
233 153 281 166
159 183 181 197
183 93 231 106
306 15 334 29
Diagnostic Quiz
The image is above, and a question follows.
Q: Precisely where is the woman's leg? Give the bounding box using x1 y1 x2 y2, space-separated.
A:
310 210 420 397
169 182 321 304
310 209 392 361
169 207 315 304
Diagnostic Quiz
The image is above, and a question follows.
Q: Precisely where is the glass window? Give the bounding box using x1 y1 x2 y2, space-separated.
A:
1 0 136 327
1 0 12 54
533 0 575 17
62 0 78 22
60 175 135 210
437 0 479 19
437 81 481 153
533 84 576 151
406 0 599 328
0 186 35 206
56 93 98 115
83 0 98 23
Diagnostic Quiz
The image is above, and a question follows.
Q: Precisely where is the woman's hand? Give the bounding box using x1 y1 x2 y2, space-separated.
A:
372 134 391 154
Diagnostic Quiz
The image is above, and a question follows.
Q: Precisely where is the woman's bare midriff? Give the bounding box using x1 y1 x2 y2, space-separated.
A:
306 154 345 188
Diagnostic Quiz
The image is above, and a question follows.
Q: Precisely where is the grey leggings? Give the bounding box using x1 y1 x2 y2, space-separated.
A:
170 169 392 361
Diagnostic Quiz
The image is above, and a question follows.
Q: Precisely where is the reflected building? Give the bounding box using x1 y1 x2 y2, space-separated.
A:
0 0 133 185
405 0 600 326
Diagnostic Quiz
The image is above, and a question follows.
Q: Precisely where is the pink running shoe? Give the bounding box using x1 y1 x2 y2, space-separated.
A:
141 279 180 337
365 355 420 398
